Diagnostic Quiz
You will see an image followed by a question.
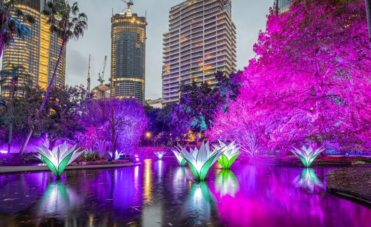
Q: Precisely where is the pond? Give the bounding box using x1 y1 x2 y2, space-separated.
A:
0 158 369 227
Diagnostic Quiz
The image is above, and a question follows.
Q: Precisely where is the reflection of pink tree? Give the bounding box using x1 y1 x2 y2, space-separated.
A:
209 0 371 155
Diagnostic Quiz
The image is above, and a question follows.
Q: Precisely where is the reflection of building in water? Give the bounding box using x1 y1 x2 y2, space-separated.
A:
144 159 152 204
142 159 163 227
215 170 240 197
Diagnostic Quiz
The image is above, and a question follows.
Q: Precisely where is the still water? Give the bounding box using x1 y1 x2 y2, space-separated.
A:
0 158 369 227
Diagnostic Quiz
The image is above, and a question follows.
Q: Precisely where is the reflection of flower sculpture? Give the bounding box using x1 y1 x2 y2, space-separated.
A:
179 142 224 181
154 151 166 160
178 182 217 226
37 181 81 217
291 146 324 167
214 141 241 169
172 147 187 166
34 142 84 178
294 168 324 193
215 170 240 197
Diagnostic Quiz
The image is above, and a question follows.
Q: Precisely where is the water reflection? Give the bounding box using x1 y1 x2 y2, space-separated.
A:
181 182 219 226
37 181 81 217
0 173 49 214
0 163 370 227
293 168 324 193
215 170 240 198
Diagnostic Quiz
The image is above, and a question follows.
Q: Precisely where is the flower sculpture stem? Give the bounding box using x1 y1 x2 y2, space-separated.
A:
34 142 84 178
214 141 241 169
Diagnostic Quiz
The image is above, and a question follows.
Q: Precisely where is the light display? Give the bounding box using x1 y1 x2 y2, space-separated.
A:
154 151 166 160
214 141 241 169
291 146 324 168
34 142 85 178
294 168 323 193
178 142 224 181
171 147 187 166
215 170 240 197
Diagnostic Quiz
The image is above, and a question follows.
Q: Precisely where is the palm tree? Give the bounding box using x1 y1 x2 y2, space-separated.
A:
0 64 31 153
0 0 35 57
19 0 87 154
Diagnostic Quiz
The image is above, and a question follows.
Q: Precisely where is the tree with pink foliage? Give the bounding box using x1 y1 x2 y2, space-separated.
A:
209 0 371 156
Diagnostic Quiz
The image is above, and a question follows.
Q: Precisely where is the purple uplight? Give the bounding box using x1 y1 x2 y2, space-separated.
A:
0 150 7 154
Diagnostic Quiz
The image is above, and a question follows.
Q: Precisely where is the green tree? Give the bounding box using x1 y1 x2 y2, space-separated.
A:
20 0 88 154
171 71 242 144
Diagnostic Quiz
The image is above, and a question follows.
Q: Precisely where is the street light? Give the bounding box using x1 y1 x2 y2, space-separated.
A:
146 132 151 146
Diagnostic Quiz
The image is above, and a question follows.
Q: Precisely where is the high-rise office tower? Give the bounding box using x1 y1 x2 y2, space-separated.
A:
162 0 237 106
274 0 291 13
110 1 147 103
1 0 66 97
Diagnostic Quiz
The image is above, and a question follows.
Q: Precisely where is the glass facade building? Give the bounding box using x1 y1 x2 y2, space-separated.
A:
162 0 237 105
1 0 66 97
274 0 291 13
111 8 147 104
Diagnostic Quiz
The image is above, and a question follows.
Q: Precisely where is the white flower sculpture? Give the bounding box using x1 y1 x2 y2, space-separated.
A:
172 147 186 166
178 142 224 181
34 142 85 178
214 140 241 169
291 146 325 168
154 151 166 160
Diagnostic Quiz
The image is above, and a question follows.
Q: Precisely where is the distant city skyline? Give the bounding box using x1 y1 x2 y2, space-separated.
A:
64 0 273 101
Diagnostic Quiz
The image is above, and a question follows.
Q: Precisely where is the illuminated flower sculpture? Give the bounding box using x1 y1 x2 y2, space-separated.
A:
34 142 84 178
291 146 325 168
172 147 187 166
214 141 241 169
179 142 224 181
154 151 166 160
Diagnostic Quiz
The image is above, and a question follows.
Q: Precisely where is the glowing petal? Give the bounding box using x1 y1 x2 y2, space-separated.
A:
291 146 325 167
34 142 85 178
177 142 224 181
154 151 166 160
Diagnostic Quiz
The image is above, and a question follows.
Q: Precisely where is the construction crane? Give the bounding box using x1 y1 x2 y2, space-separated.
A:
87 55 91 92
98 56 107 85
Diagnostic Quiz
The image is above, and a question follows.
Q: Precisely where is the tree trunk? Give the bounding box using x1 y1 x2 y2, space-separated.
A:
39 40 66 112
7 84 15 154
19 39 66 155
366 0 371 50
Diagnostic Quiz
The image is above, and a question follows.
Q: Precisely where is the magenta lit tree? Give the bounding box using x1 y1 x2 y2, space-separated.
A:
84 98 148 154
209 0 371 156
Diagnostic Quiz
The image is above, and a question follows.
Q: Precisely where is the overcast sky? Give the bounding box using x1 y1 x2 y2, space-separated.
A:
66 0 274 100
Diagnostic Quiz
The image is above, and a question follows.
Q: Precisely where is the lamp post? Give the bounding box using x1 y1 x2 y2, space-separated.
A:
146 132 151 146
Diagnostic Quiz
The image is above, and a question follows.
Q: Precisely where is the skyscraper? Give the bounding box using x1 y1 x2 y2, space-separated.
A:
162 0 237 106
110 1 147 103
1 0 66 97
274 0 291 13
